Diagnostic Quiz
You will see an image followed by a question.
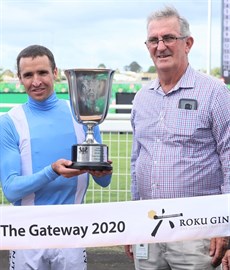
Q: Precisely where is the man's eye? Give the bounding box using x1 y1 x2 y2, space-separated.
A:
149 38 158 43
39 71 48 75
164 36 176 42
23 74 32 78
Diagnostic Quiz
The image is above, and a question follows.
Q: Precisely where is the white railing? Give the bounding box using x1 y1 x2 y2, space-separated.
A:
0 103 133 205
0 103 20 108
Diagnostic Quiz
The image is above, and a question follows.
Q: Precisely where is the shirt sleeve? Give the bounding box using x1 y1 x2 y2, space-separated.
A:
0 114 58 203
210 84 230 194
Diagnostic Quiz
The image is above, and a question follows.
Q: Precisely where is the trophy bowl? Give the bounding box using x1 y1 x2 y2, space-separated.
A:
64 68 115 171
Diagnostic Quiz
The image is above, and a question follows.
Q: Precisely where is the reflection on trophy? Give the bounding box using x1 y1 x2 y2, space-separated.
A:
64 68 115 171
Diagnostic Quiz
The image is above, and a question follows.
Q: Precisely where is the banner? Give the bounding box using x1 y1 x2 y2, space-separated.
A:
0 194 230 250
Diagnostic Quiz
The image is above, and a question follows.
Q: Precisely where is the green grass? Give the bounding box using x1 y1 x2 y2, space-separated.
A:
85 132 132 203
0 188 9 205
0 132 133 205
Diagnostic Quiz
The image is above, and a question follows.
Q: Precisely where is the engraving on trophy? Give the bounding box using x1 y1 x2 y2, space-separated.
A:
79 146 88 154
64 68 115 171
78 76 106 120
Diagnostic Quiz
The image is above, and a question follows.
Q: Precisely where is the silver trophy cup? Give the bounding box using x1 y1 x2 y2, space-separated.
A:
64 68 115 171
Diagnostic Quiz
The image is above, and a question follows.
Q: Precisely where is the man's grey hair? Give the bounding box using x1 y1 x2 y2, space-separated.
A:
147 6 191 36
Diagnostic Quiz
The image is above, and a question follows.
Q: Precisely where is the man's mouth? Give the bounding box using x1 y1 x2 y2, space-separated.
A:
31 88 45 92
158 55 170 58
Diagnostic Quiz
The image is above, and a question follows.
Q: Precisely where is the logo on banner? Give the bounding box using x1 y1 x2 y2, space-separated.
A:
148 209 183 237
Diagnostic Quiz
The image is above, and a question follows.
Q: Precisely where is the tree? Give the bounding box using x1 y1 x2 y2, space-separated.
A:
0 68 4 82
0 68 15 82
98 63 106 69
147 66 156 73
55 69 63 82
211 67 221 78
124 61 142 73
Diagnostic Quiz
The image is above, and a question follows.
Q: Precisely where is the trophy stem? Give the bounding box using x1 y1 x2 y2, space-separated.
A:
85 121 98 144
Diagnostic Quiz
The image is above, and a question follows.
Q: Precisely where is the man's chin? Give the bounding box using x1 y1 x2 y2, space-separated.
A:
29 90 53 102
30 93 48 102
156 62 173 72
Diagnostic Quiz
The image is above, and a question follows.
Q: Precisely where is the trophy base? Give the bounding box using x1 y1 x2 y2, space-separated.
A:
69 144 112 171
69 162 112 171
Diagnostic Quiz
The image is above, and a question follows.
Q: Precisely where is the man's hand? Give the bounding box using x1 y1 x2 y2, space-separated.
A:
52 159 113 178
222 250 230 270
124 245 134 260
209 237 229 267
52 159 87 178
88 160 113 177
88 169 112 178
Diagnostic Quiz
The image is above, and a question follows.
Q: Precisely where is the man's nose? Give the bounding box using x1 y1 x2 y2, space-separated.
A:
156 40 167 50
32 75 42 86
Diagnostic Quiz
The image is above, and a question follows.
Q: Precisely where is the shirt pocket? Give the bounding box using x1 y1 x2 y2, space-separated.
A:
165 109 199 137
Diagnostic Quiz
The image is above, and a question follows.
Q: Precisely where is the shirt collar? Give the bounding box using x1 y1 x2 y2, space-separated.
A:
149 65 195 93
28 92 58 111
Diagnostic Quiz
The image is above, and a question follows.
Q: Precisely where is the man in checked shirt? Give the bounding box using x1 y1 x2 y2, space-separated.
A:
125 5 230 270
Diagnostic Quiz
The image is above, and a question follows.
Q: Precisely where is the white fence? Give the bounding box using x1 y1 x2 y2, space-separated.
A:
0 104 133 205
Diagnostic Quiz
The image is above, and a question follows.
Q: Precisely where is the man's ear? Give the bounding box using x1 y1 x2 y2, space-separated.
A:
185 36 194 54
18 73 22 83
53 67 58 80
